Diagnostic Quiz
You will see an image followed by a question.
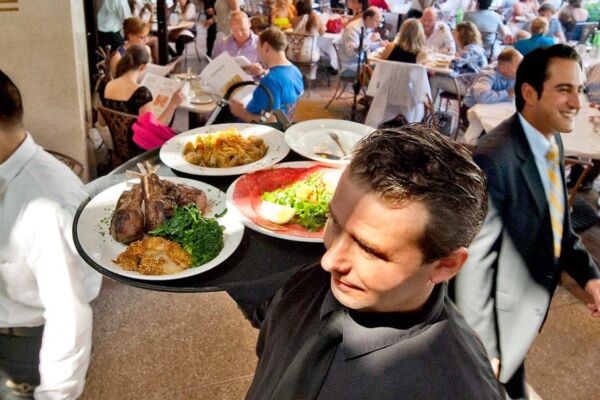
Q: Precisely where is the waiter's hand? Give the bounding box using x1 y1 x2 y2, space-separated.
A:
229 98 245 118
242 63 265 77
585 278 600 317
490 357 500 379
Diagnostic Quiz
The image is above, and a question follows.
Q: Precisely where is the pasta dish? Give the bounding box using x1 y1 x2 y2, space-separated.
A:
182 128 268 168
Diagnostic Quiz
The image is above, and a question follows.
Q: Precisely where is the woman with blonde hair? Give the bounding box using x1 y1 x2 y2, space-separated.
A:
429 21 487 100
380 18 427 64
450 21 488 75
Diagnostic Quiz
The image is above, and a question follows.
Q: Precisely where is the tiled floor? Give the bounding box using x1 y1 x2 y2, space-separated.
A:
81 55 600 399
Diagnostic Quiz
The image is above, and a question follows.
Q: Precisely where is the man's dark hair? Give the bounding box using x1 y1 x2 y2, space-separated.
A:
362 6 378 20
515 44 582 111
538 3 555 14
478 0 493 10
0 69 24 131
350 125 488 263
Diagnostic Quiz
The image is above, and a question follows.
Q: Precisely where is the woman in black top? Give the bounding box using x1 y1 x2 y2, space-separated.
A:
380 18 427 64
101 45 183 121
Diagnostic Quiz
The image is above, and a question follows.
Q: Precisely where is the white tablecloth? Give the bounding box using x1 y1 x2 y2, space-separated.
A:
465 101 600 159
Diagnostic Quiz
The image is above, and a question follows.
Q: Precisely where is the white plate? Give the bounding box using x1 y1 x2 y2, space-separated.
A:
284 119 375 165
226 161 343 243
74 177 244 281
160 123 290 176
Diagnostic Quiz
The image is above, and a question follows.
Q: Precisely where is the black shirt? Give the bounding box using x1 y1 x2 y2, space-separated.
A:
386 45 418 64
246 263 503 400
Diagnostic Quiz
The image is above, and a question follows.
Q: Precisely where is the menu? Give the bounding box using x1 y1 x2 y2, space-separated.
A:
199 52 255 104
140 73 184 117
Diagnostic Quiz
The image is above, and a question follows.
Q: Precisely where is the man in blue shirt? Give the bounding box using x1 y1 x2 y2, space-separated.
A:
537 4 565 43
464 47 523 107
515 17 555 56
229 27 304 122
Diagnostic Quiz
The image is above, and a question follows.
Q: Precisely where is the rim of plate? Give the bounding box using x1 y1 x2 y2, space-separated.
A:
284 119 375 166
225 161 343 243
160 123 290 176
73 176 244 281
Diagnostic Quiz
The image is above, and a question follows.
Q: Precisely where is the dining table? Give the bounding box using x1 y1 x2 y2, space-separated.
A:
465 100 600 160
76 148 328 317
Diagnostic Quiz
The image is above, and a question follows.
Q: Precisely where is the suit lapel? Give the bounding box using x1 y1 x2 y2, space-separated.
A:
512 116 548 216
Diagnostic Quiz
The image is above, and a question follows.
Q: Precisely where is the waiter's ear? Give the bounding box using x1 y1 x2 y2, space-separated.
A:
429 247 468 284
521 82 540 107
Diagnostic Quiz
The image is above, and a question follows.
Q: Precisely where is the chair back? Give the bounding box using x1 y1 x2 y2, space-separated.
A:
332 42 356 79
285 32 319 64
365 60 432 126
250 15 270 33
45 149 85 178
97 105 142 169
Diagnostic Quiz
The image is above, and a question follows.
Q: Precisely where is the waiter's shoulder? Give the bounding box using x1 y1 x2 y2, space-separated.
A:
475 113 521 159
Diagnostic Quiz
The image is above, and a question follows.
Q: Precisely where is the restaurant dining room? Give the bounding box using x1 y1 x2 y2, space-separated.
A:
1 0 600 399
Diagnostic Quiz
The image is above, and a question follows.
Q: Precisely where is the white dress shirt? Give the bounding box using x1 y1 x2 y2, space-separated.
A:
339 18 381 72
425 21 456 54
97 0 132 33
0 134 102 400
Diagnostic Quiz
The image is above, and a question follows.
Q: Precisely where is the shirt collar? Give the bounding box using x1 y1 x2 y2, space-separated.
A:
228 32 258 49
518 113 555 159
321 283 447 360
0 133 36 194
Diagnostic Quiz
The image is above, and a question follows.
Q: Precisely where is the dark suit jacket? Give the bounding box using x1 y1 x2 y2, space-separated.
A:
453 113 600 382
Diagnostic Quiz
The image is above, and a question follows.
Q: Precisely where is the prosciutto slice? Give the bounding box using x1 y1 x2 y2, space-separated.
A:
232 165 340 238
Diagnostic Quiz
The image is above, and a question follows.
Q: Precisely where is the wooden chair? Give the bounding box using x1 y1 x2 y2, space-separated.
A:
97 105 142 169
250 15 270 34
565 157 594 209
285 32 320 97
45 150 85 178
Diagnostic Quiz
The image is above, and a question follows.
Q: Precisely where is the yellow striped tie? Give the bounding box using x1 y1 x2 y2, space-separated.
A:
547 143 563 258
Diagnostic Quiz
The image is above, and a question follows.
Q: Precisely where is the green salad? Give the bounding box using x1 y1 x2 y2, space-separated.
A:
261 173 332 231
150 204 224 267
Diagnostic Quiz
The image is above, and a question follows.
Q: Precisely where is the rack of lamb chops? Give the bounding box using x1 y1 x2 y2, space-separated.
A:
110 162 208 244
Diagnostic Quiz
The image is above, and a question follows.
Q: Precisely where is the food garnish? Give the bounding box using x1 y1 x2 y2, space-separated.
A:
150 204 225 267
182 128 268 168
260 173 333 231
113 237 191 275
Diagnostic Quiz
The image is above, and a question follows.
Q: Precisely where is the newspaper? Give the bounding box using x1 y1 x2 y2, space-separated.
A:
138 58 180 82
199 52 256 104
139 73 184 117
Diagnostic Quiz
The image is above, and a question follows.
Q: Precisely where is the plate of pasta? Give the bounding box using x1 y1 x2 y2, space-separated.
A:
160 123 290 176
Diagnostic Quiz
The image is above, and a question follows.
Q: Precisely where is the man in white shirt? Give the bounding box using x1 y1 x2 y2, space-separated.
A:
420 8 456 54
0 70 102 400
339 7 388 73
97 0 132 51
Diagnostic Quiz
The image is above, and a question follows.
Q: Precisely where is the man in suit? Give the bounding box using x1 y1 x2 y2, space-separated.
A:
454 44 600 400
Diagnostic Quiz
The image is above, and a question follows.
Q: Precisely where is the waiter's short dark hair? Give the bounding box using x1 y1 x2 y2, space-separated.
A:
350 125 488 263
0 69 24 130
515 44 582 112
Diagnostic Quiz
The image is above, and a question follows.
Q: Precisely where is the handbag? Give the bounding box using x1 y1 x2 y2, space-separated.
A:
132 112 176 150
326 18 342 34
